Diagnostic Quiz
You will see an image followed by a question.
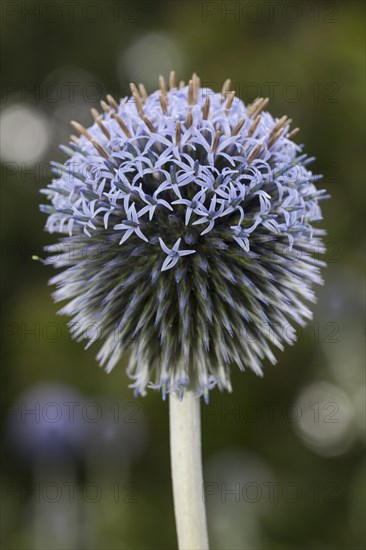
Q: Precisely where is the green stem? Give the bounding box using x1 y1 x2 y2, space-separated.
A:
169 391 209 550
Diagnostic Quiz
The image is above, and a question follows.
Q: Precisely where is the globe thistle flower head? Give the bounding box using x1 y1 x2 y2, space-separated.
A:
41 72 329 402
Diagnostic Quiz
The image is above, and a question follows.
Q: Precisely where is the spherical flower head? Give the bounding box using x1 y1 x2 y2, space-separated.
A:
41 72 329 402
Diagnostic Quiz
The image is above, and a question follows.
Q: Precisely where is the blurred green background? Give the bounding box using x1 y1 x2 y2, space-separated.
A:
1 1 365 549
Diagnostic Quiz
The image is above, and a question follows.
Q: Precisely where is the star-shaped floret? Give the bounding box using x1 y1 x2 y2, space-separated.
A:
114 203 148 244
192 195 226 235
159 237 196 271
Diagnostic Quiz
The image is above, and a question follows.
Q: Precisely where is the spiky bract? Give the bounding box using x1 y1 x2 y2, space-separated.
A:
41 73 328 400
